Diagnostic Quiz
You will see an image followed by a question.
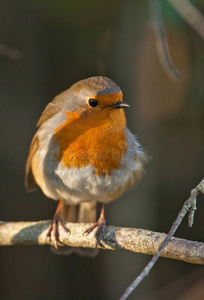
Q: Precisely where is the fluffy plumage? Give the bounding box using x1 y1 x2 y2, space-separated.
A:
25 76 147 255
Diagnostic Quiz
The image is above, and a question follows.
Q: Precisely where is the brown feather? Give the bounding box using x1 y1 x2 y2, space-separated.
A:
25 132 39 191
37 102 58 127
25 95 63 191
59 202 97 224
36 94 65 127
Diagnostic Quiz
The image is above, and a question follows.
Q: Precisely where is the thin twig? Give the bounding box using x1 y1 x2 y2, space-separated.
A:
119 178 204 300
0 43 22 60
167 0 204 39
149 0 181 81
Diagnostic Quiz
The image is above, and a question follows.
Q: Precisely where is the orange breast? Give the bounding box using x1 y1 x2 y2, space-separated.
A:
53 107 128 176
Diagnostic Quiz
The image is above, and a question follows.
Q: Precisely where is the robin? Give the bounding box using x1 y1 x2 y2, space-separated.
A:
25 76 147 255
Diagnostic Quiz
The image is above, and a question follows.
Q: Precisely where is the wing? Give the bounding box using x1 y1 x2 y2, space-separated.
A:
37 101 60 127
37 92 67 127
25 93 65 191
25 131 39 191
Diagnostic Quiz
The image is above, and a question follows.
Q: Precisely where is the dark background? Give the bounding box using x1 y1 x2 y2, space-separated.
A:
0 1 204 299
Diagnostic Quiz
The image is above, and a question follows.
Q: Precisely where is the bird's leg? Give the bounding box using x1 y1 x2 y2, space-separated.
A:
84 203 106 247
46 199 69 249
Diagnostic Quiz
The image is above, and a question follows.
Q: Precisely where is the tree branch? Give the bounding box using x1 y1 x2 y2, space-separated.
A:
167 0 204 40
149 0 181 81
119 178 204 300
0 220 204 265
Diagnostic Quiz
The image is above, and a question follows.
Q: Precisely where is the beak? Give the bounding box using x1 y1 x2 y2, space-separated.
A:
111 100 130 109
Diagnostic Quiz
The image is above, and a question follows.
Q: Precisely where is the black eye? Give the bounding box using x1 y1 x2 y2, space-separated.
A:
88 99 98 108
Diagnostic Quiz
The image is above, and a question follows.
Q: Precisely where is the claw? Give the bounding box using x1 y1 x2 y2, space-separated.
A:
84 203 106 248
46 200 69 249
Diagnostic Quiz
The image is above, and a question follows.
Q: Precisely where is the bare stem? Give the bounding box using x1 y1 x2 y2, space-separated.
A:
119 178 204 300
149 0 181 81
0 43 22 60
167 0 204 40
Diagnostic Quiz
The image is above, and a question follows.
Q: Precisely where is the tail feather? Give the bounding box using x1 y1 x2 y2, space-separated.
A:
59 201 97 223
78 202 96 223
60 203 78 223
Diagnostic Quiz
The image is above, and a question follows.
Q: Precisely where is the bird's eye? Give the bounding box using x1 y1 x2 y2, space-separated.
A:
88 99 98 108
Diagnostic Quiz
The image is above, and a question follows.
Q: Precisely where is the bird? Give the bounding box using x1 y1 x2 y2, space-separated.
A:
25 76 147 255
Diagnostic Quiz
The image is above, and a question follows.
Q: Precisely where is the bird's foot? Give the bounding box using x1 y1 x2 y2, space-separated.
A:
46 200 69 249
84 214 106 248
46 216 69 249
